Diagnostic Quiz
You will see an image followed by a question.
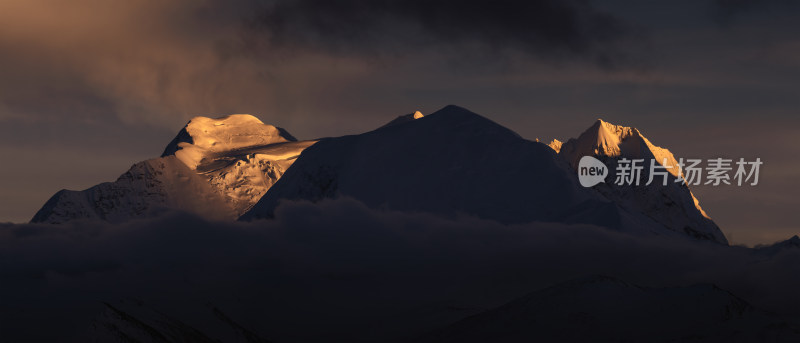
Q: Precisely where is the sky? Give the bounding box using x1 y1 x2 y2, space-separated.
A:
0 0 798 245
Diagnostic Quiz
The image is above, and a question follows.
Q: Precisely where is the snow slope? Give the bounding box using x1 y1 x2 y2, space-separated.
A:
427 275 799 342
32 114 314 223
31 156 234 223
556 119 727 244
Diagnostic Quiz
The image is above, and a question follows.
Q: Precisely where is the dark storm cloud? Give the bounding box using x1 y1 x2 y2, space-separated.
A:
0 0 644 132
250 0 645 68
1 197 798 341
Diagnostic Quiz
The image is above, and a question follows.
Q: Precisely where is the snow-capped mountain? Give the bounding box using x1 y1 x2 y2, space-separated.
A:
31 114 314 223
240 105 715 242
31 106 729 245
426 275 799 342
556 119 728 244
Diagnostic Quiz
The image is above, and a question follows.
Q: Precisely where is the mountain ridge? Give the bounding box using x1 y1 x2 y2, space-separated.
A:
31 106 729 244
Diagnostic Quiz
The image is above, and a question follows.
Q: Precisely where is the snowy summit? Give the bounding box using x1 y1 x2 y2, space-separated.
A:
161 114 297 170
32 114 315 223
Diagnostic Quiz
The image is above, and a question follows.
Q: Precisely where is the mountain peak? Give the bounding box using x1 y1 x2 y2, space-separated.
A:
377 105 521 141
580 119 640 158
555 118 724 244
380 110 425 128
200 113 263 124
423 105 524 140
548 139 563 153
162 114 296 170
592 118 607 127
434 104 479 117
563 119 677 176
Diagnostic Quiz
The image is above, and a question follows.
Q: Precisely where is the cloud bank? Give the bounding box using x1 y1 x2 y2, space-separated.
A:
1 197 798 341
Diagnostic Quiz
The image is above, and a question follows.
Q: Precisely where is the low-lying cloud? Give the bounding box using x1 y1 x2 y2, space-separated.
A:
1 197 798 341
